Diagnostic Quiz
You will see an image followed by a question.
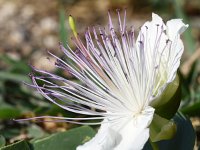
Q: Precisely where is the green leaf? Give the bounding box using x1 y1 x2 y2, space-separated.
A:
157 113 195 150
145 113 195 150
181 101 200 116
0 135 6 148
27 125 46 139
150 114 177 142
0 55 30 74
0 104 21 119
0 140 31 150
32 126 95 150
0 129 20 140
59 8 67 48
0 72 30 83
150 75 181 119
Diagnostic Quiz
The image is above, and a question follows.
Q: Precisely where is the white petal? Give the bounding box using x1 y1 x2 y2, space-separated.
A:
76 120 122 150
164 19 188 82
136 13 188 100
136 13 167 101
166 19 189 40
77 106 154 150
152 13 165 28
115 106 154 150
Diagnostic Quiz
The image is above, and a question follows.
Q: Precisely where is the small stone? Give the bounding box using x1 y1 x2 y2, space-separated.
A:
43 35 57 48
40 17 57 33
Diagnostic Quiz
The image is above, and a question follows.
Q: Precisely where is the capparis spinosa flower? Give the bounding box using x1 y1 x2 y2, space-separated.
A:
23 11 188 150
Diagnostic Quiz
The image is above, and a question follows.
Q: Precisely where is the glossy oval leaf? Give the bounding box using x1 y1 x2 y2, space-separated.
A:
144 113 196 150
150 114 177 142
157 113 195 150
32 126 95 150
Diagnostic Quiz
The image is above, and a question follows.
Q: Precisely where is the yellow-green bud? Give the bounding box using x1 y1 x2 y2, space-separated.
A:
69 15 78 38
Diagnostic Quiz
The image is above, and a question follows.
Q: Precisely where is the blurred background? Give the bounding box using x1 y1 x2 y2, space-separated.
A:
0 0 200 148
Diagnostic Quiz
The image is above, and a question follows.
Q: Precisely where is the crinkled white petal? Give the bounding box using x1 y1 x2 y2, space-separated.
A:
165 19 188 82
166 19 189 40
77 106 154 150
